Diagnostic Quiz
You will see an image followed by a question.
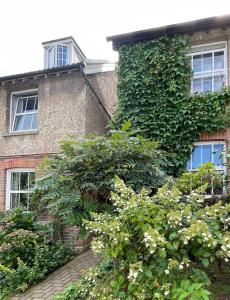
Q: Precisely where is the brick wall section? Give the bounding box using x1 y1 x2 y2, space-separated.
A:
0 155 44 210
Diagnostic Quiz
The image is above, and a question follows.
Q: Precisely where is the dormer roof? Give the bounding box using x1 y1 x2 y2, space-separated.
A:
42 36 86 60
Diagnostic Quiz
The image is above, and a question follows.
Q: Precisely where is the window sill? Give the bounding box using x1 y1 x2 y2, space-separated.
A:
3 130 39 137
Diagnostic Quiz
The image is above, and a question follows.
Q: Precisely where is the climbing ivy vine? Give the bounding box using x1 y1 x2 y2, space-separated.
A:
111 35 230 175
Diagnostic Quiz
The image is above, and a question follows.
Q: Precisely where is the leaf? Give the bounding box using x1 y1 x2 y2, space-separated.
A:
145 269 153 278
201 258 209 267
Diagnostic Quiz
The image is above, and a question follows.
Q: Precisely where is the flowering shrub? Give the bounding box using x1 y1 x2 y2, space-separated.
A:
0 209 75 298
80 178 230 299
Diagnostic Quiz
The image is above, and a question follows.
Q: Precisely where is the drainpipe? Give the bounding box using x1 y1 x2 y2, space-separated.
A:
79 63 111 120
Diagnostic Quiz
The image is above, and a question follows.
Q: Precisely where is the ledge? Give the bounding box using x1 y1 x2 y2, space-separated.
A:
3 130 39 137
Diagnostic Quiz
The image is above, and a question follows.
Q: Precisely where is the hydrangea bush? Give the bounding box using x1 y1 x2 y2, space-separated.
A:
81 178 230 299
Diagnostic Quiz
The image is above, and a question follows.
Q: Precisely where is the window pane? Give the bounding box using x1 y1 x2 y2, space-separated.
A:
26 97 36 111
57 52 62 60
17 98 27 113
34 98 38 110
31 114 38 129
192 146 201 169
203 77 212 92
14 115 24 131
11 173 20 190
193 55 202 73
19 193 28 210
20 172 29 190
213 144 223 167
202 145 212 163
193 78 202 93
11 193 20 209
23 115 33 130
203 53 212 71
28 173 35 189
214 75 224 92
214 51 224 70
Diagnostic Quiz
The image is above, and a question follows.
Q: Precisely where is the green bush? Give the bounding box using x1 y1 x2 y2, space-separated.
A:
0 209 75 298
75 178 229 299
32 125 166 227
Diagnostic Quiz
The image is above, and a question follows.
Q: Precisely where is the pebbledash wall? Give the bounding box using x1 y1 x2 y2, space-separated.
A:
0 68 117 213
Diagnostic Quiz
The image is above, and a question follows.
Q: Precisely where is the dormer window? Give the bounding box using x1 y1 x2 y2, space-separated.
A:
57 44 69 66
43 36 86 69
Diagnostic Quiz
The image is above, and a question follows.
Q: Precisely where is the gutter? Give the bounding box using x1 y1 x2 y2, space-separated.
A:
80 63 111 120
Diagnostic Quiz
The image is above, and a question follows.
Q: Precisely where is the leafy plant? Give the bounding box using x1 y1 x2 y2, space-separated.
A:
0 209 75 298
175 162 225 198
171 280 211 300
76 177 230 299
31 125 166 227
111 35 230 175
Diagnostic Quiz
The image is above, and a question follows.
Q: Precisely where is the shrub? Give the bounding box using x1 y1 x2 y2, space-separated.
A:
0 209 75 298
77 178 230 299
32 124 166 227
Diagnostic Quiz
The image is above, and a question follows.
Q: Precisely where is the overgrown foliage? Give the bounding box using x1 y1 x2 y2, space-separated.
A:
111 35 230 175
32 126 166 227
0 209 75 298
54 177 230 299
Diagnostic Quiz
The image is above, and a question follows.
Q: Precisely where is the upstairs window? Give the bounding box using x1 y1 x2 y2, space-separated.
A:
6 169 35 211
189 45 227 94
11 91 38 132
57 45 68 66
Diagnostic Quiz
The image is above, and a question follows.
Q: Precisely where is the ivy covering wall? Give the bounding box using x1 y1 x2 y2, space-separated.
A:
111 35 230 175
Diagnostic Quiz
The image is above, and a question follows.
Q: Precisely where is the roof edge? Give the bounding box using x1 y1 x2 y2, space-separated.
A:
107 14 230 50
0 62 83 83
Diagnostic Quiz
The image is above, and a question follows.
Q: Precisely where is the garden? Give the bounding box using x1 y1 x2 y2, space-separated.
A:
0 33 230 299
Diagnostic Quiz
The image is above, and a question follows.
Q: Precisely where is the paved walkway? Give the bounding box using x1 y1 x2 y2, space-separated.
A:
10 250 100 300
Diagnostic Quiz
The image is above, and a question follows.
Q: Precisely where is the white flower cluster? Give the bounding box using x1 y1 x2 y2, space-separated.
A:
217 235 230 262
143 229 165 254
179 220 215 247
91 238 105 253
127 262 143 283
165 258 190 275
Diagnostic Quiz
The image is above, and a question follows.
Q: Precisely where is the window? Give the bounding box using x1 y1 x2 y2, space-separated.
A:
189 46 227 93
186 142 224 170
57 44 68 67
6 169 35 210
186 142 226 195
11 92 38 132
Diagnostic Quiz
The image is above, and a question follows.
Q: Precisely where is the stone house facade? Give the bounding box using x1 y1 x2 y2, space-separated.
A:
107 14 230 191
0 37 117 215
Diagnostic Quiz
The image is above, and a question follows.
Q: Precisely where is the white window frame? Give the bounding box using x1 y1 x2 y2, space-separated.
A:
10 89 38 133
56 44 69 67
187 141 227 195
6 168 35 211
188 42 228 94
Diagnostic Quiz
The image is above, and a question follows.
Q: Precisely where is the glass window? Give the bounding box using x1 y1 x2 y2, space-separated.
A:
187 143 224 170
12 94 38 132
190 48 226 93
186 143 225 195
8 171 35 210
57 45 68 67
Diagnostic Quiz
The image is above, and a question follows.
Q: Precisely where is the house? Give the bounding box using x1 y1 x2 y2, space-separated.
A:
107 14 230 189
0 36 117 213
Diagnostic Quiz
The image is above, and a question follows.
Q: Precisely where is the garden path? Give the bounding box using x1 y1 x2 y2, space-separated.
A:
10 249 100 300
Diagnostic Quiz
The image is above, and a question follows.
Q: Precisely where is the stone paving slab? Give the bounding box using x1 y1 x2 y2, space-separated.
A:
10 250 100 300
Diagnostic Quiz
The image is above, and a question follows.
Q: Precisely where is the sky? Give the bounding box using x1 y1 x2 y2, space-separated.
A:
0 0 230 76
